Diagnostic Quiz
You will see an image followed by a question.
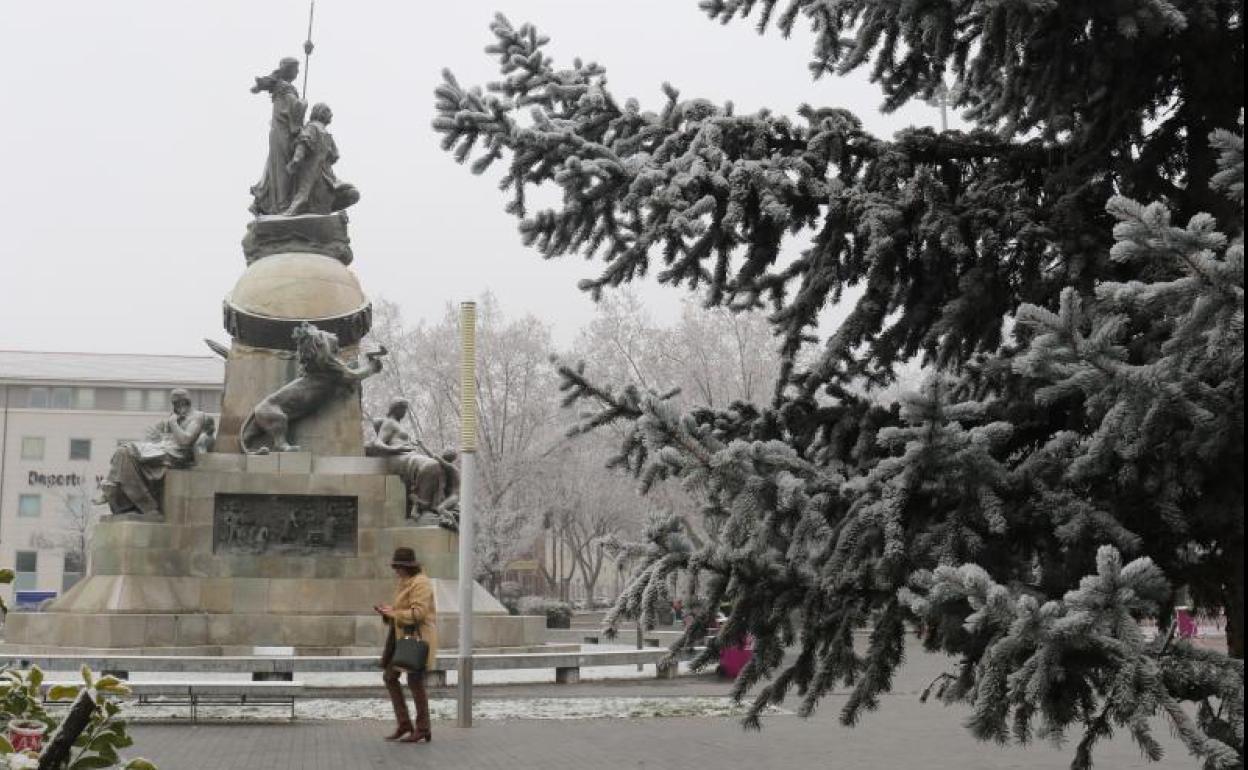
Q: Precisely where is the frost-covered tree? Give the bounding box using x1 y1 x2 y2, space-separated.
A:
434 6 1243 767
573 291 781 409
1012 128 1245 661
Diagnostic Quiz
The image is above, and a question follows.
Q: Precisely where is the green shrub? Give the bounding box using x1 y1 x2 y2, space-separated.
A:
517 596 573 629
0 568 156 769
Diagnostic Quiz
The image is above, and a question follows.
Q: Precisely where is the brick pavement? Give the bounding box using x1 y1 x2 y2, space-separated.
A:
121 637 1203 768
130 691 1194 770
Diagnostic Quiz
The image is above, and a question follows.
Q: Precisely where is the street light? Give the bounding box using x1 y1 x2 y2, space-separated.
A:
456 301 477 728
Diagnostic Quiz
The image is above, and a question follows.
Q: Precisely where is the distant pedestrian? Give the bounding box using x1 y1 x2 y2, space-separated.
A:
374 547 438 743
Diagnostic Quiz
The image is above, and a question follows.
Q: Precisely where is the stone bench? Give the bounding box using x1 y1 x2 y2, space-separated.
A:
42 680 303 722
5 647 692 689
466 649 684 684
545 627 665 647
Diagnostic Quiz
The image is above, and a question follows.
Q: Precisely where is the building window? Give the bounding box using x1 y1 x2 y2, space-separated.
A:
123 389 145 411
18 494 41 518
63 551 85 593
200 390 222 413
27 387 49 408
20 436 45 460
69 438 92 461
15 551 38 592
75 388 96 409
51 387 73 409
146 389 166 412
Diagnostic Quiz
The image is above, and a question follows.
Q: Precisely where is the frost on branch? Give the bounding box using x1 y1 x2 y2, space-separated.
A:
903 547 1243 770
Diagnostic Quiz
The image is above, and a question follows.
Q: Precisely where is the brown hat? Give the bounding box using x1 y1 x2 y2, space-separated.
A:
390 547 419 569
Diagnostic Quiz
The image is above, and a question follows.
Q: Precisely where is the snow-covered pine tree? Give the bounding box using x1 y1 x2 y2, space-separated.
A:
434 5 1244 767
1013 127 1245 663
434 14 1106 392
904 546 1243 769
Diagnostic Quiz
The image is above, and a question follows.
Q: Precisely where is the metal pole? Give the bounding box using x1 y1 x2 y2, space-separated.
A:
636 618 644 671
301 1 315 99
456 301 478 728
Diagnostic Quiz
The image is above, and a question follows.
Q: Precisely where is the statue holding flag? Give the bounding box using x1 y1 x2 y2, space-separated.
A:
242 4 360 264
249 56 306 215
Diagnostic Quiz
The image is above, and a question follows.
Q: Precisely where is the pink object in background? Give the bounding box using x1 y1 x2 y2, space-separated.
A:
719 634 755 678
1176 607 1198 639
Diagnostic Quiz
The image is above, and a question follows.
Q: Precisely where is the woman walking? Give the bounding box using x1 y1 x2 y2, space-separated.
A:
375 547 438 743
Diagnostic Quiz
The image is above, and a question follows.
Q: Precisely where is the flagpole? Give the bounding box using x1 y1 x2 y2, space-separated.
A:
301 0 315 99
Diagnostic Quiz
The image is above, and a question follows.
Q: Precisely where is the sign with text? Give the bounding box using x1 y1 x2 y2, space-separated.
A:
27 471 104 489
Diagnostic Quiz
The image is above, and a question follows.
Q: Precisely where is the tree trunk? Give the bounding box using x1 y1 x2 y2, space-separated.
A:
38 689 96 770
1226 542 1244 659
1176 12 1244 230
583 571 599 605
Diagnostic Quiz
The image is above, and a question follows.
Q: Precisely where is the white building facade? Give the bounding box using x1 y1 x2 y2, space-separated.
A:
0 351 223 607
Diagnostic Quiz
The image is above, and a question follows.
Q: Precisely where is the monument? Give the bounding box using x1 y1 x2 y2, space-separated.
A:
3 53 543 654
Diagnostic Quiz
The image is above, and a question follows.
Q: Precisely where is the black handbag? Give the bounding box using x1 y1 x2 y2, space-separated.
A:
390 624 430 674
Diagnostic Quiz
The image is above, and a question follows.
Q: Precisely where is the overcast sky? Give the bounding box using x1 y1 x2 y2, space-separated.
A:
0 1 953 355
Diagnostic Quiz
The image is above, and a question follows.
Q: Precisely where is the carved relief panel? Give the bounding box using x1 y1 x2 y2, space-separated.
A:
213 493 358 555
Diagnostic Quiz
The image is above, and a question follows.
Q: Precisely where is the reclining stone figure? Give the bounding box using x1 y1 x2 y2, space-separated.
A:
94 389 209 517
367 397 460 522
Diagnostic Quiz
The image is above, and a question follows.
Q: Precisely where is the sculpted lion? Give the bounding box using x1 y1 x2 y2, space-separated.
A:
240 322 385 454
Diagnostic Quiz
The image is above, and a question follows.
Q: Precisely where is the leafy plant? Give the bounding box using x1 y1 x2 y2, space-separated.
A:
0 570 154 769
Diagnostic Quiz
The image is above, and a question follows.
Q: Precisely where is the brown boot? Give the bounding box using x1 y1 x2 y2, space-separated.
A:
403 677 432 743
384 723 414 741
384 673 413 741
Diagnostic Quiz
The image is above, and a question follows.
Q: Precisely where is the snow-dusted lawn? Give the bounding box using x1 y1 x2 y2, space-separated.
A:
96 660 696 687
119 696 784 722
74 644 701 687
33 644 736 722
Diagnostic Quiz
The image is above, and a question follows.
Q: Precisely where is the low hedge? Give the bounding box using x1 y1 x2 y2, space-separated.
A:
516 596 574 628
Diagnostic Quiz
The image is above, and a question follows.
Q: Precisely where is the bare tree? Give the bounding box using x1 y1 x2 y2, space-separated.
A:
567 290 784 559
664 301 778 407
29 490 102 587
364 291 762 600
366 294 563 589
533 436 643 602
572 290 781 410
536 513 579 601
475 503 542 595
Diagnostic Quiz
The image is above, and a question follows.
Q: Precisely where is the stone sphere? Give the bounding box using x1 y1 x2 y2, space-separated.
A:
229 252 368 320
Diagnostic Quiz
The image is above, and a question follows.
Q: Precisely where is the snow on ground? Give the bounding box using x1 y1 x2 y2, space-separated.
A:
111 660 695 687
37 644 698 687
32 644 742 722
116 696 785 723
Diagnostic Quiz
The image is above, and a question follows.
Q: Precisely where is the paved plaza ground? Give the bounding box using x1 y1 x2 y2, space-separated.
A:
131 690 1195 770
127 642 1200 770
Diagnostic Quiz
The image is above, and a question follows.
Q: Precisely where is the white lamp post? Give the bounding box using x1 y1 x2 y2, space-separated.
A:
456 301 477 728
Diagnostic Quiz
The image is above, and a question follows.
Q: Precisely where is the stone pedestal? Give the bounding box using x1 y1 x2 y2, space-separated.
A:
3 458 544 653
215 251 373 455
215 343 365 456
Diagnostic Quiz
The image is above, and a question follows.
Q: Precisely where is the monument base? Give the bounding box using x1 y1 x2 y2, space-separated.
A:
2 607 546 655
3 458 545 652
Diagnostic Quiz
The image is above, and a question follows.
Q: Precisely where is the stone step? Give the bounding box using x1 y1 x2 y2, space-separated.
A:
1 610 548 652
